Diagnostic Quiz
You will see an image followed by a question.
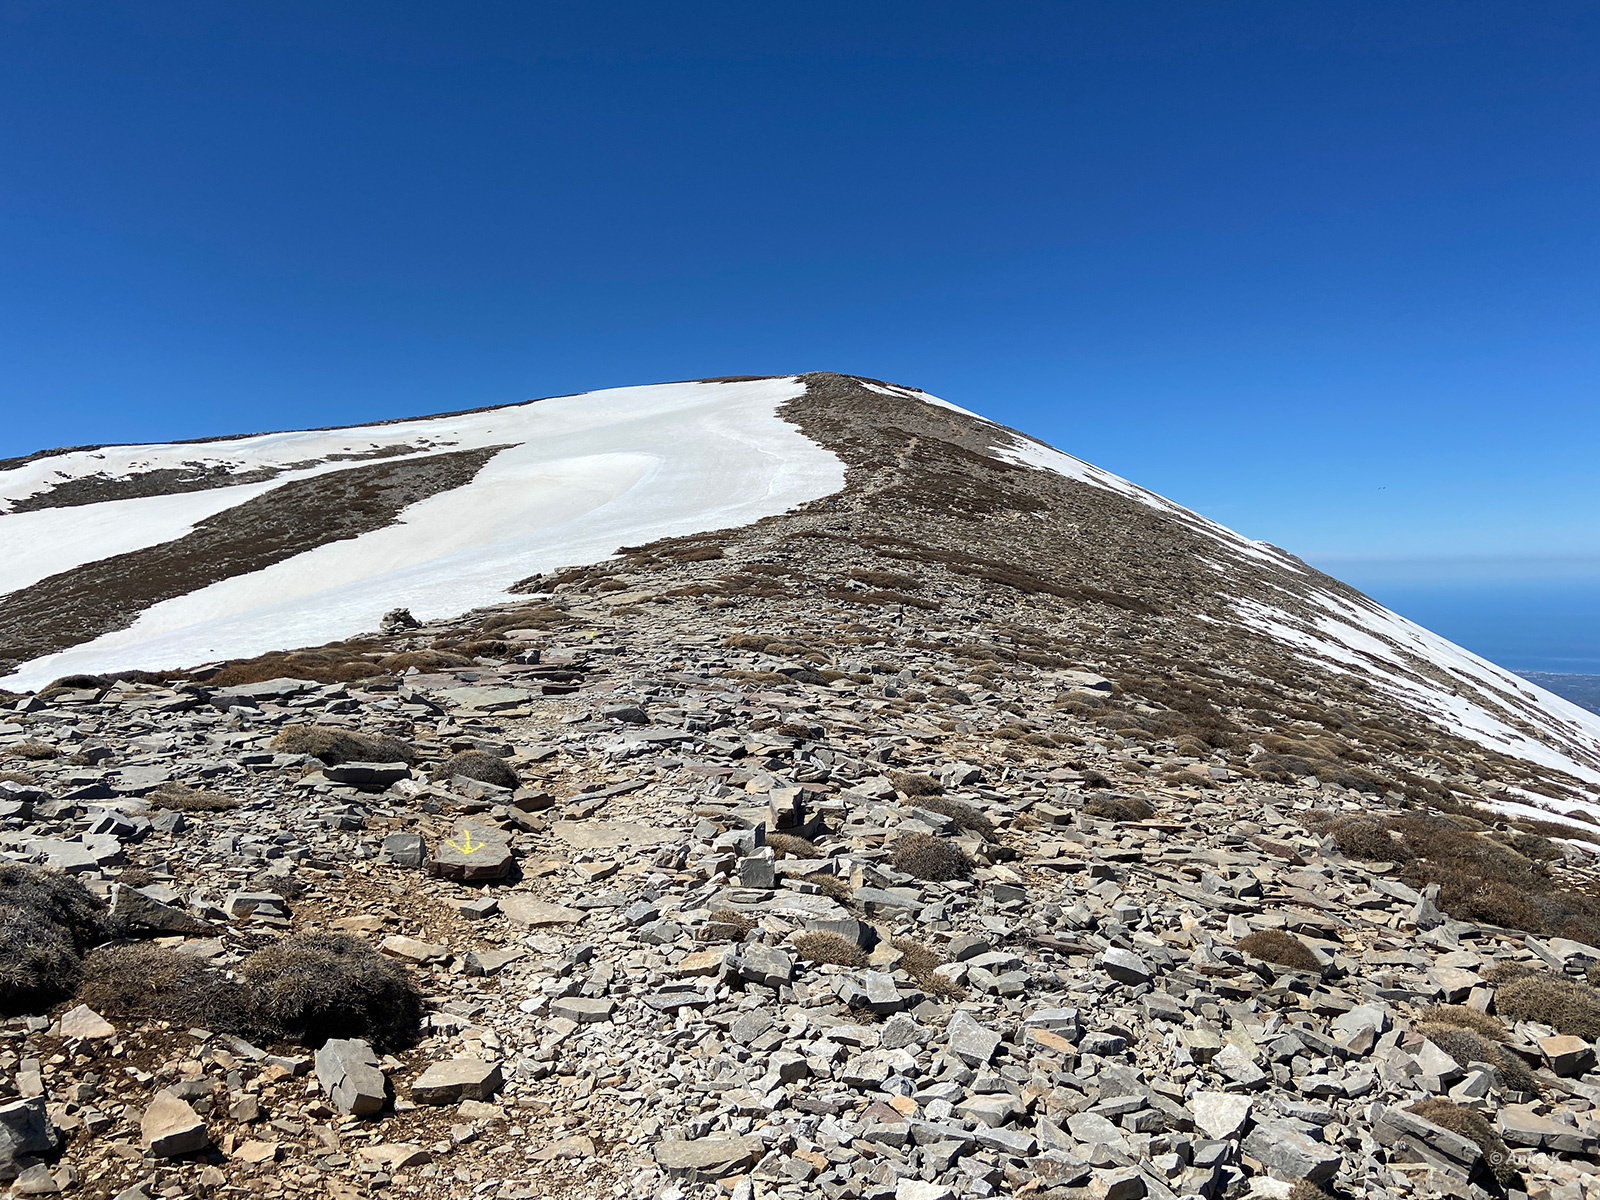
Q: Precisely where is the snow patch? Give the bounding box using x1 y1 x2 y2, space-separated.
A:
2 378 844 688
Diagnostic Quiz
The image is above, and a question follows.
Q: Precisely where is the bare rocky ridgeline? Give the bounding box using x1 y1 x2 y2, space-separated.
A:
1 374 1600 1200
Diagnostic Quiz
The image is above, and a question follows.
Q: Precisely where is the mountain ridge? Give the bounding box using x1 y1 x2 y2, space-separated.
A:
3 371 1598 818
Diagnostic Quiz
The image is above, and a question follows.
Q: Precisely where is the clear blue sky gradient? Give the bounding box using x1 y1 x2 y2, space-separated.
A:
2 2 1597 573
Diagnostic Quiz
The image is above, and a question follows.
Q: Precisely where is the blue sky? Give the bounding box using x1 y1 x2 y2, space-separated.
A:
2 1 1597 575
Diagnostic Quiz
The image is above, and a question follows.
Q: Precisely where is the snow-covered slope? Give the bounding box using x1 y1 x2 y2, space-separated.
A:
4 370 1597 812
0 378 844 689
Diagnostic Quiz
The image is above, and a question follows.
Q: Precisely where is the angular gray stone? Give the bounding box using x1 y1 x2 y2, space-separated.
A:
946 1009 1001 1066
140 1091 208 1157
735 945 793 988
1241 1119 1342 1184
323 761 411 786
110 887 213 937
0 1098 58 1179
428 821 513 882
499 895 585 926
314 1038 387 1116
1189 1092 1251 1139
1100 946 1152 985
57 1005 114 1040
380 832 425 867
411 1058 503 1105
550 997 615 1024
654 1134 765 1179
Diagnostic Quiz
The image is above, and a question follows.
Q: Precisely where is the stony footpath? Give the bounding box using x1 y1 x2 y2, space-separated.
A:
2 588 1600 1200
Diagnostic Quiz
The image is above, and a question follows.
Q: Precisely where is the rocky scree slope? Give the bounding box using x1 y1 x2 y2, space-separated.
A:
0 375 1596 1200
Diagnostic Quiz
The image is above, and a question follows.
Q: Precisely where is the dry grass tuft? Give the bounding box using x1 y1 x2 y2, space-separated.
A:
1416 1004 1509 1042
271 724 416 766
1408 1098 1517 1184
912 794 995 840
1493 973 1600 1039
77 944 254 1035
1083 793 1155 822
148 781 239 812
241 933 423 1051
890 833 972 882
792 932 866 967
1236 929 1322 973
765 833 822 859
4 741 58 761
0 865 108 1014
434 750 519 790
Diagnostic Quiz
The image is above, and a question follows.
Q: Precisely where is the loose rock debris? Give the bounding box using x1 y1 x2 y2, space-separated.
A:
3 552 1600 1198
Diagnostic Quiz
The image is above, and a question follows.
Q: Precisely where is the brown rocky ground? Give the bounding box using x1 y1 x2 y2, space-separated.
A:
0 374 1598 1200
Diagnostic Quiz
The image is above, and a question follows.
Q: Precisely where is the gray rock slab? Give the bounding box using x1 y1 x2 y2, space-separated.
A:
1241 1119 1342 1183
499 894 586 926
411 1058 504 1105
654 1134 765 1179
141 1092 209 1157
110 887 213 937
314 1039 387 1117
551 820 678 849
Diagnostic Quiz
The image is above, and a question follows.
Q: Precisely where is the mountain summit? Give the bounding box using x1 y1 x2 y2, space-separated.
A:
8 373 1600 1199
4 372 1596 808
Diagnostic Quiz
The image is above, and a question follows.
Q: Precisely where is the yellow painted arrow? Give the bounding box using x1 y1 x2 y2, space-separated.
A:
446 828 483 854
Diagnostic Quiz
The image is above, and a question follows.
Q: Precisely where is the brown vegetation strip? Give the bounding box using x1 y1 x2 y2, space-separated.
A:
0 445 509 674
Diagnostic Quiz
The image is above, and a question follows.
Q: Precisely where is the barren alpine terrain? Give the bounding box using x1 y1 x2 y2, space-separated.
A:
2 373 1600 1200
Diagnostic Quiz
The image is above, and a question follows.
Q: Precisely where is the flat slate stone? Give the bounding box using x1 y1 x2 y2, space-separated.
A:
141 1091 208 1157
411 1058 503 1105
429 821 513 881
323 761 411 786
436 686 535 711
654 1134 765 1179
552 820 678 849
499 895 587 926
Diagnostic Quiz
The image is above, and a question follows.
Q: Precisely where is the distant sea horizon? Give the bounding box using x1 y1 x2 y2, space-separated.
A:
1306 558 1600 717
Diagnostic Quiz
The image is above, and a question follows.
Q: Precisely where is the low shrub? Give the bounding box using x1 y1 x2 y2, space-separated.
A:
1236 929 1322 973
0 866 108 1014
77 944 254 1035
376 649 473 671
1415 1023 1539 1095
913 795 995 840
241 933 423 1051
148 781 239 812
1325 815 1412 862
792 932 866 967
708 908 757 938
889 771 943 796
1408 1098 1517 1185
766 833 821 859
891 833 972 882
1416 1004 1509 1042
1492 973 1600 1039
4 742 57 761
434 750 519 790
891 937 962 998
1083 794 1155 822
271 724 416 766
